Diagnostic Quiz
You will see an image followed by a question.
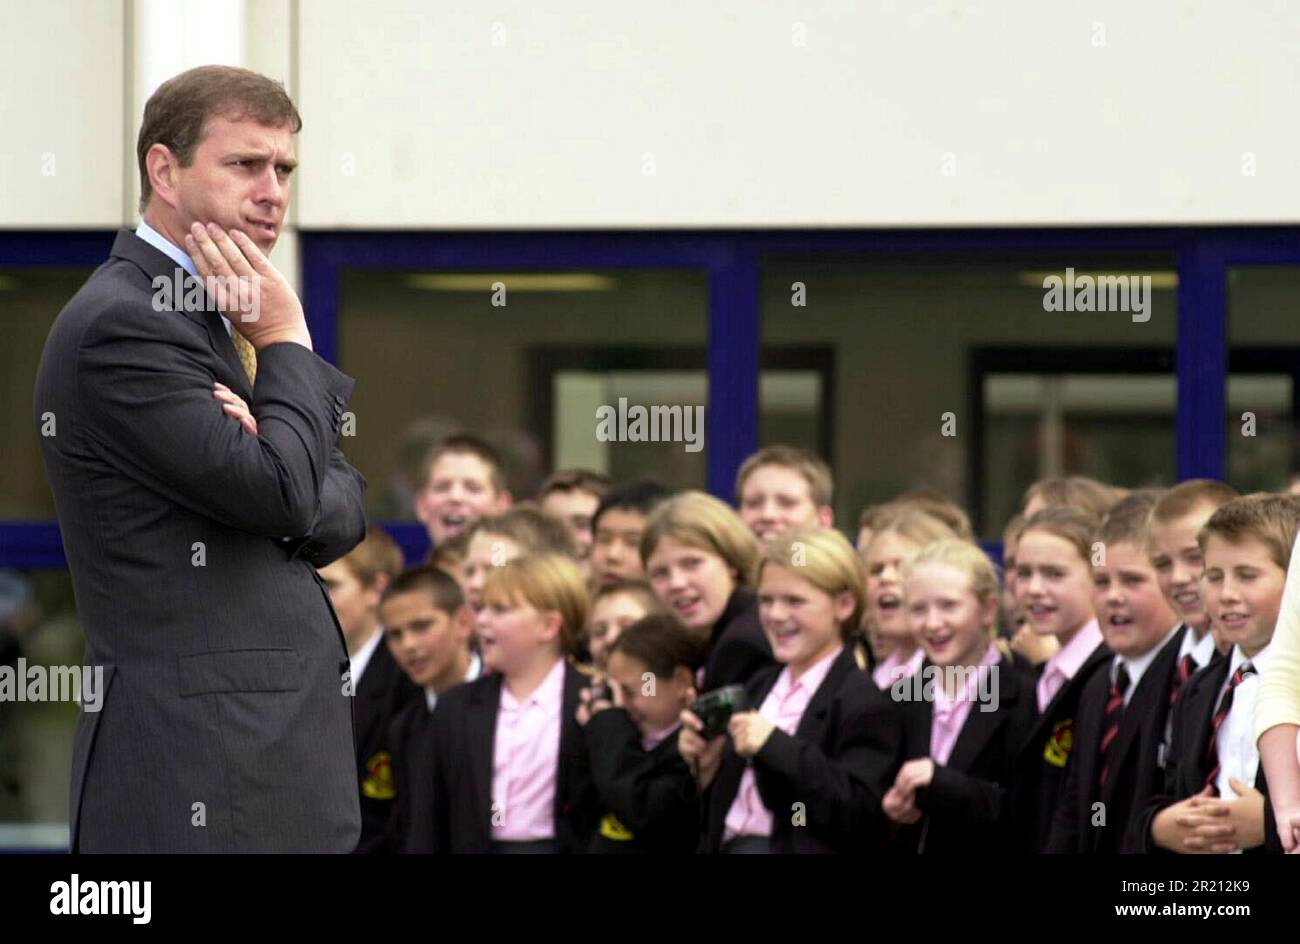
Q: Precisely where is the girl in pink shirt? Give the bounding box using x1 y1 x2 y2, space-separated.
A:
680 527 904 853
882 539 1037 854
428 553 599 853
862 508 960 690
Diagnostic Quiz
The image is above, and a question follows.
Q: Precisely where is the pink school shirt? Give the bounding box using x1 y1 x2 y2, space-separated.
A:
1036 619 1103 713
873 646 924 689
929 644 1001 765
490 657 566 841
723 646 842 843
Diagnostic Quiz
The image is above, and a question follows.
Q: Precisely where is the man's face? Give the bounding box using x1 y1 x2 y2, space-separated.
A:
738 465 826 544
166 115 296 255
540 489 600 561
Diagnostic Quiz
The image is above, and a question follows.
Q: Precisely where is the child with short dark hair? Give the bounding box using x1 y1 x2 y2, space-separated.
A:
578 613 702 853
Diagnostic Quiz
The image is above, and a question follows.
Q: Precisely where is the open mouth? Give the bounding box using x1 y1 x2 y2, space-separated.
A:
440 513 468 533
925 630 955 650
1107 614 1134 627
1174 591 1201 610
770 625 800 646
672 595 702 619
876 593 902 615
1218 612 1249 629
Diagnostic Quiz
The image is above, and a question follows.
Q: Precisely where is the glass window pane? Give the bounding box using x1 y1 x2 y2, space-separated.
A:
1227 266 1300 492
2 268 98 520
761 257 1177 537
338 269 708 518
0 569 81 850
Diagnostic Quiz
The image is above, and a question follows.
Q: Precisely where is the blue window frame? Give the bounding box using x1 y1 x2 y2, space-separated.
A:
6 226 1300 567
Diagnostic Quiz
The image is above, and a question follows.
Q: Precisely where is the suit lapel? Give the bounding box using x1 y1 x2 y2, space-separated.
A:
947 657 1017 772
1184 658 1230 790
793 646 854 742
110 228 251 396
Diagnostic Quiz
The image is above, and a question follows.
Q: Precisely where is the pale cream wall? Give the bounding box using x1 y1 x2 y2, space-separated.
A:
4 1 1300 233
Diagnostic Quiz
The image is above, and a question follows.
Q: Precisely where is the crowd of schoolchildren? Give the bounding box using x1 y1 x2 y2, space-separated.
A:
320 434 1300 854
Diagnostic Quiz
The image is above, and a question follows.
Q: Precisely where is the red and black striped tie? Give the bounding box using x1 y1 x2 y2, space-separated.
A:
1169 652 1197 710
1204 662 1257 794
1098 663 1131 790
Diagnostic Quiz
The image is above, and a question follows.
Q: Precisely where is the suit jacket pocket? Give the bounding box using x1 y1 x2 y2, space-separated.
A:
178 648 304 696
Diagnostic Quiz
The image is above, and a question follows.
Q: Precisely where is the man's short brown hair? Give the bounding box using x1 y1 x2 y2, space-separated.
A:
734 445 833 508
137 65 302 212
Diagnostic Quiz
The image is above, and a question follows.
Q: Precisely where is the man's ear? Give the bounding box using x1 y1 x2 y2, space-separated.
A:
145 143 182 211
818 505 835 528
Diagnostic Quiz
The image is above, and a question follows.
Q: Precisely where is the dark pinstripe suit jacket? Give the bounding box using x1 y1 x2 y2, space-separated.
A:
34 229 367 852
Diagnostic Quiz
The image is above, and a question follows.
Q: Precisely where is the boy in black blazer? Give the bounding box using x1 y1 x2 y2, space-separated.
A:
1134 494 1300 855
1046 492 1186 854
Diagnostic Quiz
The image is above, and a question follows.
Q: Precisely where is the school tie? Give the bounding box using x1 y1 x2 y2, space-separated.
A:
231 329 257 386
1098 663 1131 790
1203 662 1256 794
1169 652 1197 710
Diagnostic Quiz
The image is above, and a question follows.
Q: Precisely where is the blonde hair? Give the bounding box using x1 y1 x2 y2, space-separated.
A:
865 507 958 559
901 538 1001 635
339 525 404 587
640 491 758 584
757 527 866 638
481 553 589 655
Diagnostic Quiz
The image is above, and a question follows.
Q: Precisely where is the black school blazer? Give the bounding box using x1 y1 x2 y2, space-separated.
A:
892 654 1038 854
428 661 599 853
1007 641 1112 853
701 646 904 853
700 587 777 693
1131 655 1284 855
1045 626 1185 854
583 709 699 854
383 696 437 854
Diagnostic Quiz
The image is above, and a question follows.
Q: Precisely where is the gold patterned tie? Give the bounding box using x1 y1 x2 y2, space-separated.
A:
231 329 257 386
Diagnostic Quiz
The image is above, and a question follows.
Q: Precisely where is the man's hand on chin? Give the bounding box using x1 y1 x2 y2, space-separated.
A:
185 221 313 351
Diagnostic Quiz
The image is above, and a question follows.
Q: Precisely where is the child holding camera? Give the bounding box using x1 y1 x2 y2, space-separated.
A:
577 613 703 853
428 553 599 853
680 527 903 853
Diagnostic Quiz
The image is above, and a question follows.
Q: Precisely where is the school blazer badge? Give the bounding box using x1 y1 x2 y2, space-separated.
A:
1043 719 1074 768
362 750 396 800
599 813 634 841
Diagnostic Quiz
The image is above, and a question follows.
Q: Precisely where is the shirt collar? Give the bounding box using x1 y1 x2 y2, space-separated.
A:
136 218 198 280
501 656 566 712
933 643 1000 710
1178 623 1217 668
425 653 483 713
776 644 842 699
349 627 384 686
1114 623 1180 689
1229 642 1269 678
1043 618 1103 681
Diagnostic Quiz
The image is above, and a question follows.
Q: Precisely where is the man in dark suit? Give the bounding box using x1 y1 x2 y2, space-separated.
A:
33 65 366 852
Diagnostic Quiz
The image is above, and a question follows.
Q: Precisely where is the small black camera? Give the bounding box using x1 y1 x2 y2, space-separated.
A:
691 684 748 739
